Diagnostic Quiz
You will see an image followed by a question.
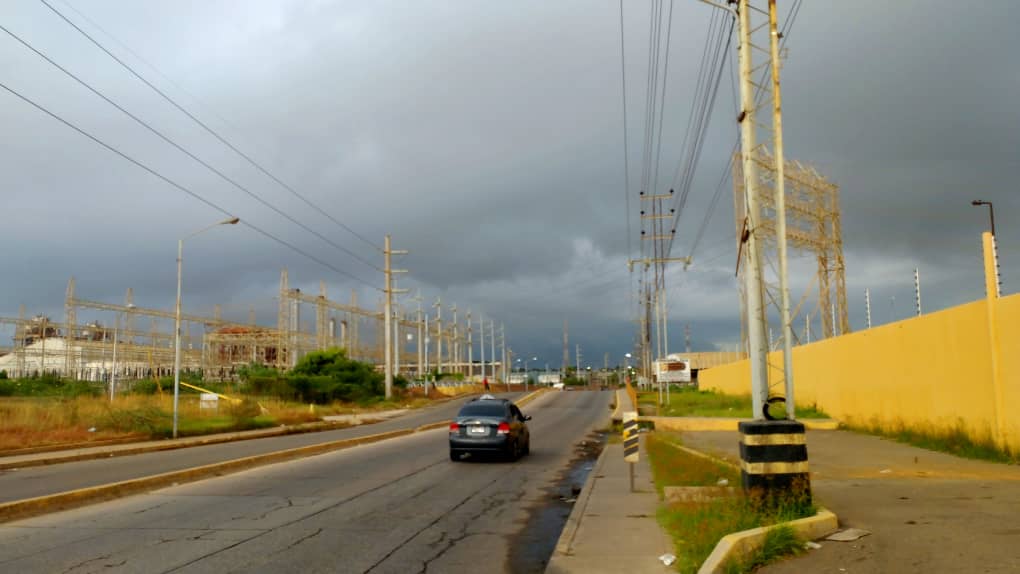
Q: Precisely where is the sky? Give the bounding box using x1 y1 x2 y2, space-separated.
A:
1 0 1018 369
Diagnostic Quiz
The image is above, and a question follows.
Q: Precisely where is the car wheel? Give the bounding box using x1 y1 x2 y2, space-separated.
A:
523 439 530 456
450 449 461 462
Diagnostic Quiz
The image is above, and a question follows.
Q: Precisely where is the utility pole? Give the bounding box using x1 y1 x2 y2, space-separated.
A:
575 344 581 378
433 297 442 376
451 305 459 375
479 312 486 383
383 235 408 399
415 290 424 379
489 319 496 383
865 288 872 329
685 323 691 354
466 309 473 379
736 0 770 418
562 319 569 380
499 323 506 385
914 268 922 316
768 0 796 420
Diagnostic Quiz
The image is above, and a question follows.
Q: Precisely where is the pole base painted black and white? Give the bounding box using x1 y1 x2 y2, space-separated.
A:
738 419 811 504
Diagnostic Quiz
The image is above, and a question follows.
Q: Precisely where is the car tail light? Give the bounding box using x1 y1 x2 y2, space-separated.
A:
497 422 511 435
449 422 459 433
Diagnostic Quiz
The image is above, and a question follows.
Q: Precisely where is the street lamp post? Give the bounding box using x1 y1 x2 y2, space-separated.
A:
173 217 239 439
971 200 996 237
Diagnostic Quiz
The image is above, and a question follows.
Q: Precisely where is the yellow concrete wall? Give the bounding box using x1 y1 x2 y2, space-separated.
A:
700 292 1020 451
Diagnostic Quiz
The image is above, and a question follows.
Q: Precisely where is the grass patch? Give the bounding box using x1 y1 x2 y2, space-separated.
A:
849 419 1018 464
0 386 453 451
647 432 814 573
637 389 829 419
723 524 804 574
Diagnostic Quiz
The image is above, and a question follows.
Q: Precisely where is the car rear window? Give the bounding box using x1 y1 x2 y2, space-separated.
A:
458 403 506 417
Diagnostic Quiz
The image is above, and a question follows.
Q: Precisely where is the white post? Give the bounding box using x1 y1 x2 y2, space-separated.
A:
865 288 872 329
434 298 442 376
914 268 922 316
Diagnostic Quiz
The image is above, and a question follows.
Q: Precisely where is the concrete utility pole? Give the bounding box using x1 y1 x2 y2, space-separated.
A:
865 288 872 329
433 297 442 375
424 314 430 375
489 319 496 382
479 312 486 382
415 291 424 379
914 268 922 316
575 344 581 378
562 319 569 379
451 305 459 375
383 235 408 399
499 323 506 384
466 309 473 379
735 0 771 418
685 324 691 354
768 0 796 420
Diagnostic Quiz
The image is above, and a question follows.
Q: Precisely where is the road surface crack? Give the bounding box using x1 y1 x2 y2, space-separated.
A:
60 554 112 574
269 528 323 556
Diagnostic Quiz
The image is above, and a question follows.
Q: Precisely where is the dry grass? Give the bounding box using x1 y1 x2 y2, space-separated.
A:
0 387 460 452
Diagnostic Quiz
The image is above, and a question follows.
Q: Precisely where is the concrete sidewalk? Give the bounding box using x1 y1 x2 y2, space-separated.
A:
683 429 1020 573
545 435 675 573
546 389 675 573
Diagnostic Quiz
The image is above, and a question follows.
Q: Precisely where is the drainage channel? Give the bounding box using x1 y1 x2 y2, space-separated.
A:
506 430 607 573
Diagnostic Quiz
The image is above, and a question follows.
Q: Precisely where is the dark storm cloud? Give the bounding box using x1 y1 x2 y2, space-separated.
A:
1 0 1017 365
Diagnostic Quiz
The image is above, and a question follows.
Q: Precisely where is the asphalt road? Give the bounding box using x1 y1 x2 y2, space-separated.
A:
0 389 614 573
0 392 525 503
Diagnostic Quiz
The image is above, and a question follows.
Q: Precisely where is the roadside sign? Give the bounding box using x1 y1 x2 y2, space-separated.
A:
623 411 639 463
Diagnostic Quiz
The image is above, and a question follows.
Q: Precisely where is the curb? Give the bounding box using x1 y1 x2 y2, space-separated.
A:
666 440 840 574
640 416 840 432
0 421 355 471
662 441 741 472
548 434 611 562
610 389 624 422
0 427 414 524
697 508 839 574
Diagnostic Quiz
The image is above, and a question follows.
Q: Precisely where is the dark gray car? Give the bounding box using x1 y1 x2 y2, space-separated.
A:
448 396 531 461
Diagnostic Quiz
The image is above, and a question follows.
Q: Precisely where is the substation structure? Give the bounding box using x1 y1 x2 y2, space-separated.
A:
0 271 496 382
733 149 849 352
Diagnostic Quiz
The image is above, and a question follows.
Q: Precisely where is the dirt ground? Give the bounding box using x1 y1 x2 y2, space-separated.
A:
681 430 1020 574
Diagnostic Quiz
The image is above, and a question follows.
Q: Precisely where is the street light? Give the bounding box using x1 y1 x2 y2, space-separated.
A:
971 200 996 237
110 303 136 401
173 216 239 439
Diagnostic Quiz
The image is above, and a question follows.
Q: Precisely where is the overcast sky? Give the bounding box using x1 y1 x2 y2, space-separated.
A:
1 0 1017 368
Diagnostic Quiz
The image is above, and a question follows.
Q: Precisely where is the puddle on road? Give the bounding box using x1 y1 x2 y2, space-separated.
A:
506 431 607 574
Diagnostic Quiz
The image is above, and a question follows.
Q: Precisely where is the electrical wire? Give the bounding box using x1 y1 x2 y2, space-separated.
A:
0 23 383 274
0 79 380 291
38 0 383 254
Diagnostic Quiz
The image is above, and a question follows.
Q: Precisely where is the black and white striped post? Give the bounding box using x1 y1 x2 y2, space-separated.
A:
738 419 810 504
622 411 639 492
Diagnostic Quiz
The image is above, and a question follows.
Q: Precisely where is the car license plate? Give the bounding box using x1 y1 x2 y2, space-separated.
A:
469 425 487 435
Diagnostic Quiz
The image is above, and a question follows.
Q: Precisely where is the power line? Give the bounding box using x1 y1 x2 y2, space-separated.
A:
0 79 380 291
0 23 383 274
38 0 383 254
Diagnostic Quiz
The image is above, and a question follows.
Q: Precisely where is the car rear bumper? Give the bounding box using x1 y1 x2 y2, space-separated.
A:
449 435 510 451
